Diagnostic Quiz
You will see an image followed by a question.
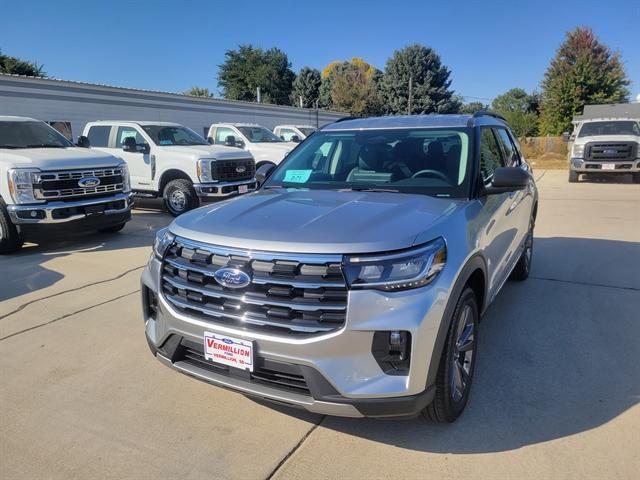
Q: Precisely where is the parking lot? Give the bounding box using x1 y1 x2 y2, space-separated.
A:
1 170 638 480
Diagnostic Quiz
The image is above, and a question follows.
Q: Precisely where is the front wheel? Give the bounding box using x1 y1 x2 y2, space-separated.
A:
163 179 199 217
422 287 479 423
568 170 579 183
0 199 23 254
632 173 640 184
510 215 534 281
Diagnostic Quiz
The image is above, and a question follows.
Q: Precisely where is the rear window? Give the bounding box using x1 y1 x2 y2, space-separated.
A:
87 125 111 147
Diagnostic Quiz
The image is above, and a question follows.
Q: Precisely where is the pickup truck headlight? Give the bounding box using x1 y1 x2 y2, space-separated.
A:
120 163 131 193
343 238 446 291
572 144 585 158
153 227 175 259
7 168 44 205
197 159 214 182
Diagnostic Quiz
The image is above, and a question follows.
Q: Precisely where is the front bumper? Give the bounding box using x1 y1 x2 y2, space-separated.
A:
194 179 257 199
7 192 133 225
570 158 640 173
141 256 447 418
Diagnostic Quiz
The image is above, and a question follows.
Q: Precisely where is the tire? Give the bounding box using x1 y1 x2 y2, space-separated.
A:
422 287 479 423
510 214 534 281
163 179 199 217
97 222 126 234
568 170 579 183
632 173 640 184
0 198 23 254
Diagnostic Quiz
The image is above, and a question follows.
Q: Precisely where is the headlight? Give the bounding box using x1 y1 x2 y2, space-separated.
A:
343 238 446 291
572 144 585 158
197 159 213 182
153 227 175 259
7 168 43 205
120 163 131 193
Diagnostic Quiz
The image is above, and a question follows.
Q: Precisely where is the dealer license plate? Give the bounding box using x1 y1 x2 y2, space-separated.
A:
601 163 615 170
238 184 248 194
204 332 254 371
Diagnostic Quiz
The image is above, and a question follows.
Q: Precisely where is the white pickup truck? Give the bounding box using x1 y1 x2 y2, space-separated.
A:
206 123 296 170
0 116 133 254
273 125 316 142
83 121 257 216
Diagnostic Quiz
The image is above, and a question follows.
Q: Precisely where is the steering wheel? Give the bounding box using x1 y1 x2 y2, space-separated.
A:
411 169 450 183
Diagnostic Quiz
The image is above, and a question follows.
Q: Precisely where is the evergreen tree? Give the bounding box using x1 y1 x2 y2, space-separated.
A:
289 67 321 108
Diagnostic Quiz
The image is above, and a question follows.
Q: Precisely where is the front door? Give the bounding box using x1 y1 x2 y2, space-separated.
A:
113 126 153 190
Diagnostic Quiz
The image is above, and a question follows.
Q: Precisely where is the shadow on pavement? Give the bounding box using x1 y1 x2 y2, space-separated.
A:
265 237 640 453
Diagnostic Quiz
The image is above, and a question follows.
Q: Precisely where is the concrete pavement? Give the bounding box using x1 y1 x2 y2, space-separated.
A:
1 172 638 479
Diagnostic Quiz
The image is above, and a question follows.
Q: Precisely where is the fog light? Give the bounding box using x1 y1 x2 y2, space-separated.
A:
144 287 158 320
372 331 411 375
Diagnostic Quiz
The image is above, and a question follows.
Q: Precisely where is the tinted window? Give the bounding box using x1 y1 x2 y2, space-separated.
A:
115 126 145 148
214 127 237 145
479 128 504 181
87 125 111 147
47 121 73 141
264 127 472 198
142 125 207 146
495 128 519 166
237 126 282 143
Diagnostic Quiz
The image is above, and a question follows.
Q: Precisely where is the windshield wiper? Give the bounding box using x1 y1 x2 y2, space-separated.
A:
0 145 26 149
25 144 66 148
341 186 401 193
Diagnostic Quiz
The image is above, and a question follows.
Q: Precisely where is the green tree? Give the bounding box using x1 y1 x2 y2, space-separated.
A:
289 67 321 107
381 44 458 115
458 101 489 114
218 45 295 105
491 88 539 137
0 49 46 76
539 27 630 135
330 63 382 116
183 86 213 97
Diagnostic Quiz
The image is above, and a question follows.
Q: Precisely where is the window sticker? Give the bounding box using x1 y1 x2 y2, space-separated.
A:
159 139 172 145
283 169 312 183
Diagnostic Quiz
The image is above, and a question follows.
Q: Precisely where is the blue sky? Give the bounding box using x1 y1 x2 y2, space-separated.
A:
1 0 638 103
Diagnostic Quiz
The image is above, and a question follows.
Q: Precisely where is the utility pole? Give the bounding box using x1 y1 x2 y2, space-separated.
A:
256 87 261 103
299 95 303 108
314 99 319 128
407 75 413 115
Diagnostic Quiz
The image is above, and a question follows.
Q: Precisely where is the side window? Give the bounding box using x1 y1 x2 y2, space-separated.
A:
87 125 111 148
495 128 519 166
479 128 504 182
115 126 145 148
279 128 296 141
47 121 73 141
215 127 236 144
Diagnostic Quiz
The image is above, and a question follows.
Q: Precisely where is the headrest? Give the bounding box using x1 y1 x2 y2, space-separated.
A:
426 140 444 157
358 144 387 170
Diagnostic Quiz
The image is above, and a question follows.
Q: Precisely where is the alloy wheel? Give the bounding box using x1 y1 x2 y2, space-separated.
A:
451 304 475 403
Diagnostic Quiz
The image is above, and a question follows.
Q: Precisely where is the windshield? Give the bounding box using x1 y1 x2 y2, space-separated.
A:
578 121 640 137
263 127 472 198
238 126 283 143
299 127 316 137
0 121 73 149
142 125 208 146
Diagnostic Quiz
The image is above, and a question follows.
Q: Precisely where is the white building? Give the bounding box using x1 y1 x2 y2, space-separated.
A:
0 74 345 140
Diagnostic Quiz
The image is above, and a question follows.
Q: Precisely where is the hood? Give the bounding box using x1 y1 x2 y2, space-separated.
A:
0 147 123 170
159 145 253 160
574 134 639 144
246 142 293 161
171 188 463 254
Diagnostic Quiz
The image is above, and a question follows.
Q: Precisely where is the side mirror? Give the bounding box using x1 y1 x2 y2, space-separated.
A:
562 132 570 142
141 143 150 154
291 135 301 143
207 137 213 144
224 135 236 147
122 137 137 152
76 135 90 148
484 167 530 195
256 163 276 187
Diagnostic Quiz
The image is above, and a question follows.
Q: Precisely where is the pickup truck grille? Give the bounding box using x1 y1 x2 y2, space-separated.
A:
584 142 637 162
161 238 347 336
34 167 124 200
212 158 255 182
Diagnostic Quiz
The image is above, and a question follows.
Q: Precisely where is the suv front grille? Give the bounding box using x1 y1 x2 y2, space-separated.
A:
212 158 255 182
34 167 124 200
161 238 348 335
585 142 637 162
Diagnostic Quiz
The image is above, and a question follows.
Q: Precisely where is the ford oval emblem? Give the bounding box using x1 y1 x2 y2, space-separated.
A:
222 338 233 344
213 268 251 289
78 176 101 188
603 149 617 154
235 165 246 173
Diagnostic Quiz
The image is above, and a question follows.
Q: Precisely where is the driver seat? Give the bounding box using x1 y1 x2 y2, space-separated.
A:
347 144 393 183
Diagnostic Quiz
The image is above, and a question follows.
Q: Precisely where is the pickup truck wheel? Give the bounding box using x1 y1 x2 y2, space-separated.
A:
97 223 126 234
0 199 24 254
510 215 534 281
422 287 478 423
163 179 199 217
568 170 579 183
632 173 640 184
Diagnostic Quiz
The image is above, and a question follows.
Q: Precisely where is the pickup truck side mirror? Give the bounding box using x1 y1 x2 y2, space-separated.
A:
484 167 530 195
562 132 570 142
290 135 301 143
76 135 90 148
225 135 237 147
122 137 137 152
207 137 214 145
256 163 276 187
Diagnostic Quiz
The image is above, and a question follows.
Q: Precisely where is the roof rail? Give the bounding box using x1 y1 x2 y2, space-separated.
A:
472 110 507 122
333 116 358 123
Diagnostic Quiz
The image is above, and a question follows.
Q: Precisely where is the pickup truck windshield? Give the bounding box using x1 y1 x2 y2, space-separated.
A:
578 121 640 137
142 125 208 146
237 126 283 143
263 127 472 198
0 121 73 149
299 127 316 136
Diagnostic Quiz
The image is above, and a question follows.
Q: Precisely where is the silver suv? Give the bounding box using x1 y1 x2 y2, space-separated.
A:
142 113 538 422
